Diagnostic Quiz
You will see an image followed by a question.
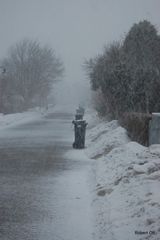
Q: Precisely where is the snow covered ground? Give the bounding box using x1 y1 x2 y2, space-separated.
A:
0 106 160 239
84 109 160 240
0 107 48 130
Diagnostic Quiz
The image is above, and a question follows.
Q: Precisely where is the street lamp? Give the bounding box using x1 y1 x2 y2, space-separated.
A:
0 66 6 112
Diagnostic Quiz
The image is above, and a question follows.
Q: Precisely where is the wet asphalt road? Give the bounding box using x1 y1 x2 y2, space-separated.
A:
0 112 93 240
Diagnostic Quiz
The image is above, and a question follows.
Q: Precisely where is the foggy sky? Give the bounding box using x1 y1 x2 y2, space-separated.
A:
0 0 160 105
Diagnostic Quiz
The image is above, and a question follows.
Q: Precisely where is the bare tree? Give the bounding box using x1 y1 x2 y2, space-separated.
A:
1 39 64 113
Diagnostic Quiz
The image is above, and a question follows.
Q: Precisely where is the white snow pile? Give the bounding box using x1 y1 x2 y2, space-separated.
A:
0 108 47 130
85 113 160 240
86 120 129 159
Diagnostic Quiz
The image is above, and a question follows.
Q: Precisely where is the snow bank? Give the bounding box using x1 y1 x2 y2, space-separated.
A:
0 108 46 130
85 110 160 240
86 120 129 159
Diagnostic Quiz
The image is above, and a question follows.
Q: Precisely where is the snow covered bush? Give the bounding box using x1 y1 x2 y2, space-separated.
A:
85 20 160 118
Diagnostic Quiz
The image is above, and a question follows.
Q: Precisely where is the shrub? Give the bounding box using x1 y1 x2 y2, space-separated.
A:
119 112 152 146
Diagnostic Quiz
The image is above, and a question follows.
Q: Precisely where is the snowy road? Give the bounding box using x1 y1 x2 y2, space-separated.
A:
0 111 93 240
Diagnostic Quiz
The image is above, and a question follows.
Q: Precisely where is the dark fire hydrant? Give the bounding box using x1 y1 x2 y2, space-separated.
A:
72 112 87 149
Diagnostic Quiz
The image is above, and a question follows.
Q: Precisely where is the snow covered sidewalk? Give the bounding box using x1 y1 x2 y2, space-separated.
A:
85 110 160 240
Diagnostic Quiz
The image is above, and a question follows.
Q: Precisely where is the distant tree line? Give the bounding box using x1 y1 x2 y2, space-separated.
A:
0 39 63 113
85 20 160 119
